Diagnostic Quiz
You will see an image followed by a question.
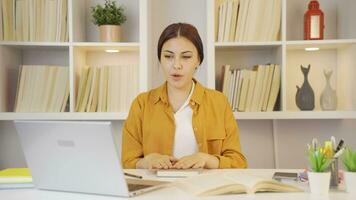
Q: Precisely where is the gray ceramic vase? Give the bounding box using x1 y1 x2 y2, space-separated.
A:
296 65 315 110
320 70 337 110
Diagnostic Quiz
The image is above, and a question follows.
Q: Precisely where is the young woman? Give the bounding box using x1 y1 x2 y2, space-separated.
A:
122 23 247 169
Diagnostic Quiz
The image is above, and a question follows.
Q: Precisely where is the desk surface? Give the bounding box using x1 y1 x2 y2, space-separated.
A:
1 169 355 200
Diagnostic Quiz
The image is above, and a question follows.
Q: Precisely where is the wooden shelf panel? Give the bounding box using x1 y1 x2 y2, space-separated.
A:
72 42 140 52
235 111 356 120
286 39 356 50
215 41 282 50
1 111 356 121
0 112 128 121
0 41 70 47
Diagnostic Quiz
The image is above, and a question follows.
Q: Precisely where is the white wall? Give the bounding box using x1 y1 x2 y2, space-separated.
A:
148 0 207 89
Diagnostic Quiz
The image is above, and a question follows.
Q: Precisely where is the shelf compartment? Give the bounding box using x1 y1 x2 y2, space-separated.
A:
215 45 282 88
72 0 140 43
0 45 69 112
286 0 356 41
215 45 283 112
286 42 356 111
72 45 139 113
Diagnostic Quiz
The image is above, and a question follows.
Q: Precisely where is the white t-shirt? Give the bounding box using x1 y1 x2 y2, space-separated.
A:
173 81 198 159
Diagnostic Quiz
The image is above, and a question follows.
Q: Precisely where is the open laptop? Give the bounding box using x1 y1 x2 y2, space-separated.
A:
14 120 167 197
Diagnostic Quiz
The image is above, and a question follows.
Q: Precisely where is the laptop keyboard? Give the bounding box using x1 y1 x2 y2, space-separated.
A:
128 184 152 192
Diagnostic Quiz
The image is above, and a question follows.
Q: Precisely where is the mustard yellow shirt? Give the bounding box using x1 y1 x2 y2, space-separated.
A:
121 80 247 169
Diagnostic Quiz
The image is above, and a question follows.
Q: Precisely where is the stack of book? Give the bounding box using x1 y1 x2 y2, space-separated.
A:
76 65 138 112
216 0 281 42
0 168 34 189
0 0 68 42
14 65 69 112
221 64 280 112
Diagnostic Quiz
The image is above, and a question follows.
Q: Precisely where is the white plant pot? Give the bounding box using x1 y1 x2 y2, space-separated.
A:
308 171 331 195
344 171 356 193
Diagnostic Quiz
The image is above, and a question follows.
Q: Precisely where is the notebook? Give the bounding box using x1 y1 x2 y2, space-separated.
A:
0 168 34 189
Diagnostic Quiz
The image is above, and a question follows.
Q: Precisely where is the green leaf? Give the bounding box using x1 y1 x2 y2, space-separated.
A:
307 146 332 172
342 147 356 172
91 0 127 26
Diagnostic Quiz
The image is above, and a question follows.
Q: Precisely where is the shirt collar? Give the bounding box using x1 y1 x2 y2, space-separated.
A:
152 78 205 105
176 81 195 112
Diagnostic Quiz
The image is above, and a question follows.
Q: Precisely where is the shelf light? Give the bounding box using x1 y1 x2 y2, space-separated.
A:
305 47 320 51
105 49 120 53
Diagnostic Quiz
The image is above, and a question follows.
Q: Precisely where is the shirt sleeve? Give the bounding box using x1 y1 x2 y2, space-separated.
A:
216 96 248 168
121 96 144 169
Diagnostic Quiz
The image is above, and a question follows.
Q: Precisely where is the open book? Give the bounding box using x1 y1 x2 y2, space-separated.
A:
173 171 303 196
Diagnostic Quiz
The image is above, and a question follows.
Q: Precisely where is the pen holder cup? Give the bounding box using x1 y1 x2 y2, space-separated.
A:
329 158 339 187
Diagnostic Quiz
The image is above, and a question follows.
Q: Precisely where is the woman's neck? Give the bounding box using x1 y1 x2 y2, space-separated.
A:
167 81 193 112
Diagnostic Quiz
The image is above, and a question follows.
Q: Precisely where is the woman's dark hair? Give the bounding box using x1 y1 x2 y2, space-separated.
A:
157 23 204 65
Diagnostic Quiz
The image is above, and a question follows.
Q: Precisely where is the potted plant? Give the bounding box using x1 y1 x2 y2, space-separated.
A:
307 144 333 195
341 147 356 193
91 0 127 42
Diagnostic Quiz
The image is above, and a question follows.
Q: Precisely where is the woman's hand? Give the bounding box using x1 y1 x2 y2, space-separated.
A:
136 153 177 169
173 152 219 169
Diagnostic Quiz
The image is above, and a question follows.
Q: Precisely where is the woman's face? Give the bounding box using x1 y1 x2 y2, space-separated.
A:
160 36 200 90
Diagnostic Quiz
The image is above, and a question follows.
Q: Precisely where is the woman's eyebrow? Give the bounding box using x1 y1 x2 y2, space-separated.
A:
163 50 174 54
181 51 193 54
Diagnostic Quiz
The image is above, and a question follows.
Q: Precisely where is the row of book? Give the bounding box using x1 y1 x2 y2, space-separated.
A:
76 65 138 112
221 64 280 112
216 0 281 42
15 65 69 112
0 0 68 42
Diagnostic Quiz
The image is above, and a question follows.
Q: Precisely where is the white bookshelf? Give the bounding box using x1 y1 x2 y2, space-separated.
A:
0 0 147 116
0 0 356 120
209 0 356 117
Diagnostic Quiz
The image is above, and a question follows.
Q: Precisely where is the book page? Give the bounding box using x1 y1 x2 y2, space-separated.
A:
173 172 245 196
224 172 302 194
224 172 264 189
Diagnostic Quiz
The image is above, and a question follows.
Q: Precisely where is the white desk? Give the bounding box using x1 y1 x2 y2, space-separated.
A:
1 169 355 200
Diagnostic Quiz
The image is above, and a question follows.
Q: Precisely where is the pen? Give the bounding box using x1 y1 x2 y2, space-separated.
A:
335 139 344 153
312 138 318 150
331 136 336 151
124 172 143 179
333 147 345 158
